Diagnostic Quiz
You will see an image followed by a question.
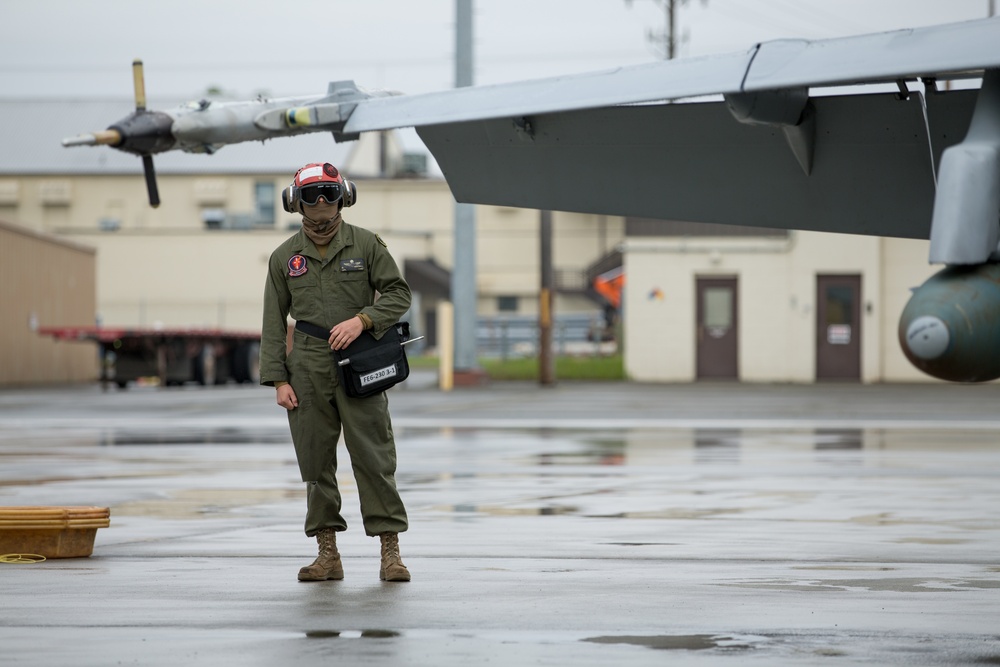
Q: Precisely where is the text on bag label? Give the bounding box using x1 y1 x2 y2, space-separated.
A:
360 364 397 387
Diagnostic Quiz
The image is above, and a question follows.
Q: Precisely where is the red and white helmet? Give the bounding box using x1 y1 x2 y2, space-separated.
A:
281 162 357 212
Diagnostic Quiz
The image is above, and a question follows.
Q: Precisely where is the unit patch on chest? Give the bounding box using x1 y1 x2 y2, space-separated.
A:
340 258 366 272
288 254 308 277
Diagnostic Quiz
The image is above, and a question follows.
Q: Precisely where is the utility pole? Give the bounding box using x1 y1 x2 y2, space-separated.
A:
626 0 705 60
659 0 678 60
539 210 555 386
451 0 483 385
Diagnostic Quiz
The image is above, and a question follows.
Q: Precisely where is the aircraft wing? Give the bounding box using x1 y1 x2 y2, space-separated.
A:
340 17 999 240
345 18 997 132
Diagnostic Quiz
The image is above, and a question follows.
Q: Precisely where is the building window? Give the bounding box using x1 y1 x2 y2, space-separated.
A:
255 182 276 227
497 296 519 312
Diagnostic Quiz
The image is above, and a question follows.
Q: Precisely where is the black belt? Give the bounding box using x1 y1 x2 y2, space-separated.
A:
295 320 330 341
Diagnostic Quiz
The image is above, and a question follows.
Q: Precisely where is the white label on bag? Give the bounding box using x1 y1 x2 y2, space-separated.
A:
360 364 397 387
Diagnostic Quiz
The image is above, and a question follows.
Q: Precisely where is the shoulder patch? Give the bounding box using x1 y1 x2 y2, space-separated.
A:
287 254 308 277
376 234 388 248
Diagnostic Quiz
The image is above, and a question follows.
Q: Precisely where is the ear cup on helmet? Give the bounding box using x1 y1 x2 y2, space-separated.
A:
281 185 298 213
342 180 357 207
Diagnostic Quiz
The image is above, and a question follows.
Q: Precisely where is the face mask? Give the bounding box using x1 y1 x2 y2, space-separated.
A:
303 201 339 221
300 204 342 245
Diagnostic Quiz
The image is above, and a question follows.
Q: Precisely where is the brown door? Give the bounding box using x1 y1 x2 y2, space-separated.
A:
816 275 861 381
696 277 738 380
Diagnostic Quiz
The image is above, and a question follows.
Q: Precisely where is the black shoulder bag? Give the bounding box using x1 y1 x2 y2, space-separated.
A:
333 322 412 398
294 320 415 398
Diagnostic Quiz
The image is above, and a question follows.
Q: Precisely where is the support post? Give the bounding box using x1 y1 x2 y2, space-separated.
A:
438 302 454 392
451 0 487 385
539 210 555 386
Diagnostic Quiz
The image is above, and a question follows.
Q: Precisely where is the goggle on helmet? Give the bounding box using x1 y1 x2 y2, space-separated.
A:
281 162 357 212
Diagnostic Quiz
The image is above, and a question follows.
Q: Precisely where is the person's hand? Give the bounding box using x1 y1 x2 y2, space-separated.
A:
276 384 299 410
328 316 364 350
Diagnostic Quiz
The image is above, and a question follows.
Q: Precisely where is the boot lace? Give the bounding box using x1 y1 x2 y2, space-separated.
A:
317 529 337 561
381 533 402 564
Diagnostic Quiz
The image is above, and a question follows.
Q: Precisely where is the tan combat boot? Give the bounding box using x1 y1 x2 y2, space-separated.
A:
298 528 344 581
379 532 411 582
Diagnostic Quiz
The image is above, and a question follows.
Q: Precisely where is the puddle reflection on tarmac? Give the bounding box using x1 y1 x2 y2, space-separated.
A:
6 423 992 524
9 422 996 455
100 428 290 446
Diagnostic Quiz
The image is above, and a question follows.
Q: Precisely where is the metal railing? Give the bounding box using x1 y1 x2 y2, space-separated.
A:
476 313 614 359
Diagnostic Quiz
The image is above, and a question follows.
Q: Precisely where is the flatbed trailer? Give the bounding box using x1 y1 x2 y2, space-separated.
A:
37 326 261 389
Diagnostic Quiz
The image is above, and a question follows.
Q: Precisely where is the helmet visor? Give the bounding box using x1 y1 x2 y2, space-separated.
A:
300 182 343 205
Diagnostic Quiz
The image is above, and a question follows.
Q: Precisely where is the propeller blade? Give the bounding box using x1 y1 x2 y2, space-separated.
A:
142 155 160 208
132 59 147 111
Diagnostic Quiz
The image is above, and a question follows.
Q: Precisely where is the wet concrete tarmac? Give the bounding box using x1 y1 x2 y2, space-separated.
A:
1 378 999 666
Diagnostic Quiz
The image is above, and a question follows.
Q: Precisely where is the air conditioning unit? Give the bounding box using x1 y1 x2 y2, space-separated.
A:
0 180 20 205
400 152 428 176
39 180 71 206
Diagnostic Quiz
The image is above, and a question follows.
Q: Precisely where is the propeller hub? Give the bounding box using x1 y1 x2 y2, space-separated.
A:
108 109 175 156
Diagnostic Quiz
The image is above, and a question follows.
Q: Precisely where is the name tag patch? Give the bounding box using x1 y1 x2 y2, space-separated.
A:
359 364 397 387
340 258 366 272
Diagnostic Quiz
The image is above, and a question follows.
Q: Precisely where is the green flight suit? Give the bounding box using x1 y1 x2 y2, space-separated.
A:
260 223 411 537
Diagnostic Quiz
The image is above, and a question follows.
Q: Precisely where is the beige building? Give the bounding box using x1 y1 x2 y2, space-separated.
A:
623 224 941 383
0 220 97 385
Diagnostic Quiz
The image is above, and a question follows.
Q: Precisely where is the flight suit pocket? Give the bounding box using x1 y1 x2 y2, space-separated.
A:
336 269 371 306
288 273 318 292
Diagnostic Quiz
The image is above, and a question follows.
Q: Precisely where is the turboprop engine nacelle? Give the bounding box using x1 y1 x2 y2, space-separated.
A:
899 263 1000 383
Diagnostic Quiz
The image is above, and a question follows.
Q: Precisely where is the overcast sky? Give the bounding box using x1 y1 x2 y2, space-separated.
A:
1 0 993 101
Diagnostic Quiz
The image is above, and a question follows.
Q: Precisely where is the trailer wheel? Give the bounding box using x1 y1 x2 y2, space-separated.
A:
213 353 231 385
233 342 261 384
246 341 260 384
193 345 216 386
